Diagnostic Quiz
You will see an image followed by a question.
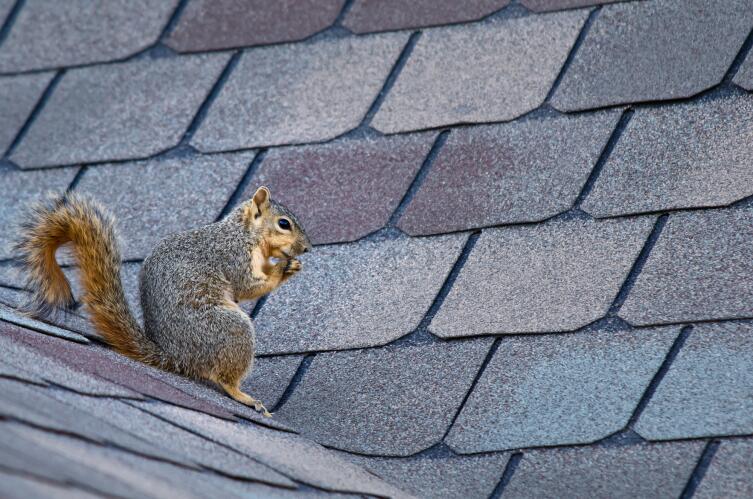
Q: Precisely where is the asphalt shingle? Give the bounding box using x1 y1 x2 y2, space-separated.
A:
243 133 435 245
0 73 54 155
255 233 467 354
695 439 753 499
446 326 678 453
243 355 304 409
431 216 654 337
504 442 703 499
279 339 492 456
11 55 231 168
192 34 408 151
46 391 294 487
733 51 753 90
551 0 753 111
0 166 78 259
74 152 254 260
342 0 511 33
344 452 509 499
371 11 587 133
0 0 14 25
1 304 90 343
398 111 620 235
0 470 100 499
583 96 753 218
0 0 177 73
635 322 753 440
620 207 753 326
0 330 138 398
166 0 346 52
136 402 407 497
521 0 624 11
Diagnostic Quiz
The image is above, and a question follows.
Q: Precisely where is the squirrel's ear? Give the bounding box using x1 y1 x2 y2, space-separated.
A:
243 186 271 226
253 186 271 210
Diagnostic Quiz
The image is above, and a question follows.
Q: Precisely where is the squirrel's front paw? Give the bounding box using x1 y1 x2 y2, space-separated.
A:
283 258 302 277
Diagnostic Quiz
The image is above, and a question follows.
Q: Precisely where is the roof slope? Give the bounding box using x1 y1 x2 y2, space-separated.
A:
2 0 753 497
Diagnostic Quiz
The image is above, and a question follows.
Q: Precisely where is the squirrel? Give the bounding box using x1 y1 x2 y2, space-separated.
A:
15 186 311 417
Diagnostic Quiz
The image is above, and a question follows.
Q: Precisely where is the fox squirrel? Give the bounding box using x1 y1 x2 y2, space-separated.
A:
16 186 311 417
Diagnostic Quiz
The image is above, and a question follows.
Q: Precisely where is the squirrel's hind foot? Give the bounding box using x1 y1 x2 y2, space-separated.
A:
219 381 273 417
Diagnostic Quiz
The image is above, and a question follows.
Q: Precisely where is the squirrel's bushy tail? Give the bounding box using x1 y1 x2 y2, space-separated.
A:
15 193 160 365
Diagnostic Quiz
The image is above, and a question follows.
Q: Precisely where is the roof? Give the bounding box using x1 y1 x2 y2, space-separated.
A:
1 0 753 497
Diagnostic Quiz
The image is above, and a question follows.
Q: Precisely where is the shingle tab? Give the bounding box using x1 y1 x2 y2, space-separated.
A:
344 452 509 499
74 152 254 260
279 339 492 456
635 322 753 440
0 73 54 155
0 0 177 73
343 0 510 34
192 34 409 151
135 402 408 497
0 470 100 499
620 207 753 326
733 51 753 90
371 12 587 134
11 55 231 168
431 216 654 337
0 167 78 259
695 439 753 499
255 234 467 354
166 0 346 52
583 96 753 218
244 355 304 409
399 111 620 235
46 391 295 487
243 133 435 245
0 305 90 343
446 326 678 453
504 442 703 499
521 0 624 11
551 0 753 111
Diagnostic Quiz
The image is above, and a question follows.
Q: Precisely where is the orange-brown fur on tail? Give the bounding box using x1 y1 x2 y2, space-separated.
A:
15 194 158 364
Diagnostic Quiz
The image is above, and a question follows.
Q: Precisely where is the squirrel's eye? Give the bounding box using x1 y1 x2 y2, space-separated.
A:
278 218 291 231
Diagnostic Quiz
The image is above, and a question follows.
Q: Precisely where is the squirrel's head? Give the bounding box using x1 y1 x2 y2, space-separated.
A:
242 186 312 258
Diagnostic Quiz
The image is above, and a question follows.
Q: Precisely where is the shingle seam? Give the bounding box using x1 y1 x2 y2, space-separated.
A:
0 0 23 47
179 51 242 146
388 130 449 228
157 0 190 41
607 214 667 316
65 166 87 193
0 462 118 498
543 6 601 104
215 149 265 222
626 326 691 428
271 354 315 413
679 440 721 499
361 31 422 128
488 452 522 499
723 25 753 84
442 337 502 440
573 108 633 208
2 69 64 158
332 0 357 29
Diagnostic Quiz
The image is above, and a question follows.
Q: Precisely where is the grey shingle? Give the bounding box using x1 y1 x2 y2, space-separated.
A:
46 391 295 487
446 326 678 453
11 55 230 168
0 469 100 499
342 0 510 34
504 442 703 499
620 207 753 326
0 167 78 259
733 51 753 90
73 152 253 260
371 11 587 133
279 339 492 456
166 0 345 52
255 234 467 354
695 439 753 499
243 133 436 245
342 452 509 499
0 0 14 25
0 0 177 73
0 73 54 155
583 96 753 218
399 111 621 236
243 355 304 409
135 401 408 497
1 305 90 343
0 332 138 397
431 216 654 337
192 34 408 151
635 322 753 440
521 0 624 11
551 0 753 111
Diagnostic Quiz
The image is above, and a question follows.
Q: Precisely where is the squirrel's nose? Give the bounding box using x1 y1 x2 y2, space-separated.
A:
303 247 309 253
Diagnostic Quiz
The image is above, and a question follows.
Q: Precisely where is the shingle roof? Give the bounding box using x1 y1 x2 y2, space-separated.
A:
2 0 753 497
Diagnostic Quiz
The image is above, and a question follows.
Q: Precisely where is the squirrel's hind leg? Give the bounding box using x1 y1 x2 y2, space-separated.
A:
217 379 273 417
